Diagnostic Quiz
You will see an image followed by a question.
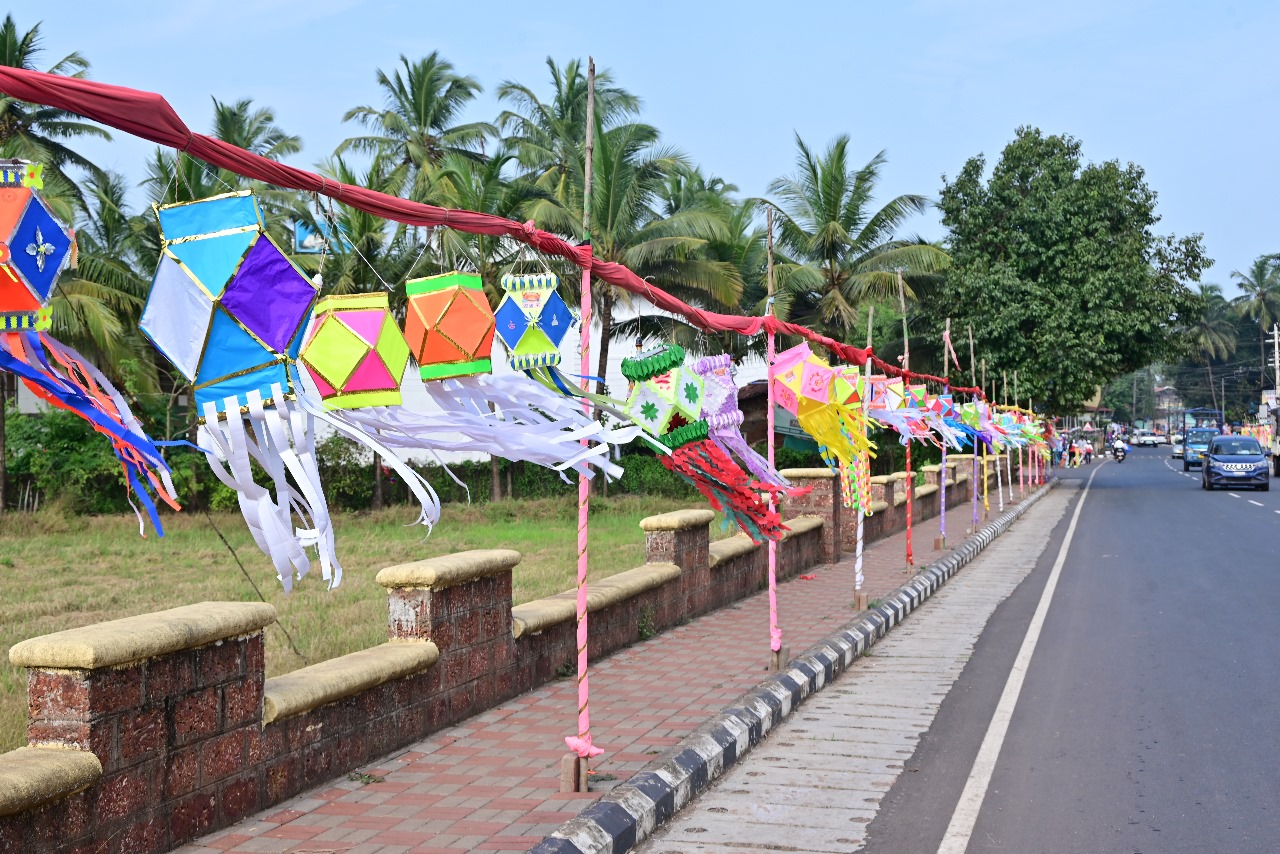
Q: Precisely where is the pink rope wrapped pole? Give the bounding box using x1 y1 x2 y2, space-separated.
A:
765 209 781 654
939 386 948 546
564 59 601 762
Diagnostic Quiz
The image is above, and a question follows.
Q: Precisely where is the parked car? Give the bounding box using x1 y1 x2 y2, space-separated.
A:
1202 435 1270 491
1170 434 1184 459
1183 428 1219 470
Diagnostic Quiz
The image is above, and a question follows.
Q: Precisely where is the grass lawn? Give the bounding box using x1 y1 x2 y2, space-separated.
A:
0 494 719 751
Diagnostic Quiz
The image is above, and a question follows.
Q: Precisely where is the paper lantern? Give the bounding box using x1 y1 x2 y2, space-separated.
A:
495 272 576 370
404 271 495 380
0 163 177 533
294 271 642 493
141 191 316 416
621 344 703 436
770 344 875 508
300 291 409 409
693 353 789 488
624 343 787 543
494 272 640 426
142 191 340 590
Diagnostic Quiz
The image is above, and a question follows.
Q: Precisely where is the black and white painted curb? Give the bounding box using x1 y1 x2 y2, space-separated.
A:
529 479 1058 854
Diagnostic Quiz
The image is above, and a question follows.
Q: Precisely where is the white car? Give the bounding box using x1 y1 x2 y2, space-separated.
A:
1133 431 1161 447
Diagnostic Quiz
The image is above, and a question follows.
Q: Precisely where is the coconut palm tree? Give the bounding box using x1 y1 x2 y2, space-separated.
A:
1230 254 1280 390
1191 283 1238 412
497 57 640 213
433 145 561 303
338 52 494 202
0 15 108 196
211 98 302 161
578 120 742 396
767 133 949 343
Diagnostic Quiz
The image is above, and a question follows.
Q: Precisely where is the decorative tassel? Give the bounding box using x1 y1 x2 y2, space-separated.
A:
0 328 179 534
693 354 791 487
658 422 788 544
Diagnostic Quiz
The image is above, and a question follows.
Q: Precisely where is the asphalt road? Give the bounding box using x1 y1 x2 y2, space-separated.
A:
863 447 1280 854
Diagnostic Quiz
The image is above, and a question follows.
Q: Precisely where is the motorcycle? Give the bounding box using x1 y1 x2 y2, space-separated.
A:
1113 446 1127 463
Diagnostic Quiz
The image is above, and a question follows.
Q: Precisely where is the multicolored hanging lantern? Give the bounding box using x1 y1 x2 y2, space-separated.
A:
404 271 495 380
300 292 409 409
142 190 336 590
141 190 314 416
495 272 636 420
624 343 787 543
771 343 874 506
0 161 178 533
622 345 703 436
296 274 642 485
692 353 789 487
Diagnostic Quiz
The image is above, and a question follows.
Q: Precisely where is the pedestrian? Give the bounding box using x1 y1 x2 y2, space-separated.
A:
1084 439 1094 464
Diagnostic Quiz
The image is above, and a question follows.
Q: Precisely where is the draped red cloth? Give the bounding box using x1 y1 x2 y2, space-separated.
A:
0 65 988 393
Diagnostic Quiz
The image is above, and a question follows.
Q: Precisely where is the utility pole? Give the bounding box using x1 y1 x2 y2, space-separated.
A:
1132 372 1138 430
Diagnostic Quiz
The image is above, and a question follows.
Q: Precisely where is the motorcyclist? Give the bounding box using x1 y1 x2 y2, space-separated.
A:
1112 436 1126 458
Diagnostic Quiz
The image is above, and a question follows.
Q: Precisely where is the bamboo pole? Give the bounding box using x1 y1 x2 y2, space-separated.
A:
969 325 979 532
897 270 913 569
853 305 873 609
564 57 600 789
765 207 785 670
938 318 950 551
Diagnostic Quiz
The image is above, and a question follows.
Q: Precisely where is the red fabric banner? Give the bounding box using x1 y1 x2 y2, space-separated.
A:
0 65 990 392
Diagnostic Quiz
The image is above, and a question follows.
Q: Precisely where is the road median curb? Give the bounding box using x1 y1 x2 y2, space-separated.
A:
531 478 1059 854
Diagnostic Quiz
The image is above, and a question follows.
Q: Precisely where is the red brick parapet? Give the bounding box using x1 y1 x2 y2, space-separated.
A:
0 465 980 853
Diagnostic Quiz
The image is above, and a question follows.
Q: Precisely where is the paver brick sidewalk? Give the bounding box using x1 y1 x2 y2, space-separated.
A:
182 494 1017 854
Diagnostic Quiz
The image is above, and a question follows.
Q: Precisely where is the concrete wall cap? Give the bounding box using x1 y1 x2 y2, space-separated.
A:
0 747 102 817
376 549 521 590
638 509 716 532
868 500 890 514
263 641 439 724
781 516 823 539
915 484 940 498
920 464 943 473
888 471 910 482
776 468 835 479
869 475 895 485
9 602 276 670
511 563 681 638
708 535 758 568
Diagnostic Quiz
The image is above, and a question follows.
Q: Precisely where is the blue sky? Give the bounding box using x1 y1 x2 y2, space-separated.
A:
44 0 1280 293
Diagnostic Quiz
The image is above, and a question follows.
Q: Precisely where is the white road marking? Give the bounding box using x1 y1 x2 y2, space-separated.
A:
1229 492 1241 498
1249 500 1265 506
937 463 1102 854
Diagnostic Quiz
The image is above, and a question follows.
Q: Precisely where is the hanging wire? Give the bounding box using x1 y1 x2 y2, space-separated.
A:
315 193 395 292
201 508 308 663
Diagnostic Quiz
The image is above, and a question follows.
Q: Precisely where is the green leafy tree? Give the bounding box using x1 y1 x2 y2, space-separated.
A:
930 127 1209 414
1230 254 1280 390
768 133 949 343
